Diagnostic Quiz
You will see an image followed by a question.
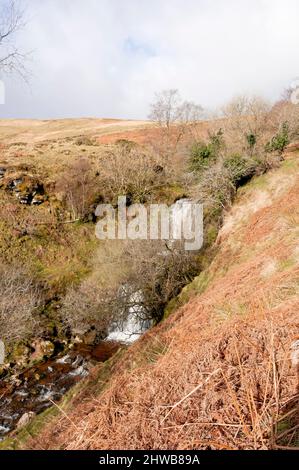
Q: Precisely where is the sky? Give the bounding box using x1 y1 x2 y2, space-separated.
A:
0 0 299 119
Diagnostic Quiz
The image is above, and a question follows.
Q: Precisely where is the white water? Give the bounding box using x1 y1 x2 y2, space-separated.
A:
170 198 193 245
106 290 150 344
107 199 192 344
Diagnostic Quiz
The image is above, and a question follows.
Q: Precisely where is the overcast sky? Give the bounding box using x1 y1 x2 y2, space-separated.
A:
0 0 299 119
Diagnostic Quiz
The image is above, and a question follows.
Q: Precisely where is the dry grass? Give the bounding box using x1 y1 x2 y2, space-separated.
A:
0 118 152 144
27 303 299 450
25 153 299 451
0 118 155 184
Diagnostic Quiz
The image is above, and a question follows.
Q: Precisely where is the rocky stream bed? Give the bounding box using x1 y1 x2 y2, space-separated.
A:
0 341 121 441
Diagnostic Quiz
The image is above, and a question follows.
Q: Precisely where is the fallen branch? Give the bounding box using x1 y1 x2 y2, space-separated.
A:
163 421 246 430
161 368 221 423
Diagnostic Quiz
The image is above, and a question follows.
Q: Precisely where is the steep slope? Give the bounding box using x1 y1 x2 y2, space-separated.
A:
22 151 299 450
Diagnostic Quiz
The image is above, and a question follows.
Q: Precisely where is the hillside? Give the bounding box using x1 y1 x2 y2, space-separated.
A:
1 0 299 459
18 147 299 450
0 115 202 444
0 118 155 182
0 118 152 144
0 99 298 451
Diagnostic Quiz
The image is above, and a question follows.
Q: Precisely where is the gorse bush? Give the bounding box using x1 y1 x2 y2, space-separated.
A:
189 142 213 172
224 154 257 186
246 133 257 150
189 129 224 173
265 122 290 154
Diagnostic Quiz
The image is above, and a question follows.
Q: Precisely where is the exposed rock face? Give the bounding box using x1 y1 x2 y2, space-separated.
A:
5 174 45 206
0 167 6 180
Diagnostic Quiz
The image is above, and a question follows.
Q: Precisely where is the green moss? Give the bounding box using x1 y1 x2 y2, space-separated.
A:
245 173 268 190
206 225 218 246
163 270 212 320
278 258 297 272
153 182 187 204
0 219 99 294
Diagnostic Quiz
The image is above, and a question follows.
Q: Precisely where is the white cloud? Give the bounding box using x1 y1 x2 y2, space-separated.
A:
1 0 299 119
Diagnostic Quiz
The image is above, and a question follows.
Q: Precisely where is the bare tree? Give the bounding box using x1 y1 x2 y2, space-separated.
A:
149 89 203 161
269 99 299 142
149 89 183 130
221 95 272 155
60 278 115 336
0 0 26 75
56 158 96 221
122 240 198 323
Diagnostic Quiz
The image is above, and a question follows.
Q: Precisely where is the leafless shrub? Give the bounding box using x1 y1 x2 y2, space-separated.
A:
0 264 41 346
56 158 97 220
99 145 166 203
61 239 199 337
269 100 299 141
60 279 116 337
194 162 236 211
122 240 199 323
221 95 272 155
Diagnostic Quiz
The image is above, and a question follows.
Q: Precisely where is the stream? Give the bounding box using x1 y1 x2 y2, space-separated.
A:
0 341 121 441
0 198 192 441
0 306 147 441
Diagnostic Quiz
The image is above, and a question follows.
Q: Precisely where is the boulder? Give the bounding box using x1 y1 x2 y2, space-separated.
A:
18 193 32 205
30 340 55 362
16 412 36 430
32 195 45 206
13 343 31 368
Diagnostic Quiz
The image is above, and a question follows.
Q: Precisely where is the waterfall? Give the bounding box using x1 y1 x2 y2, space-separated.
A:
106 290 150 343
106 199 192 343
